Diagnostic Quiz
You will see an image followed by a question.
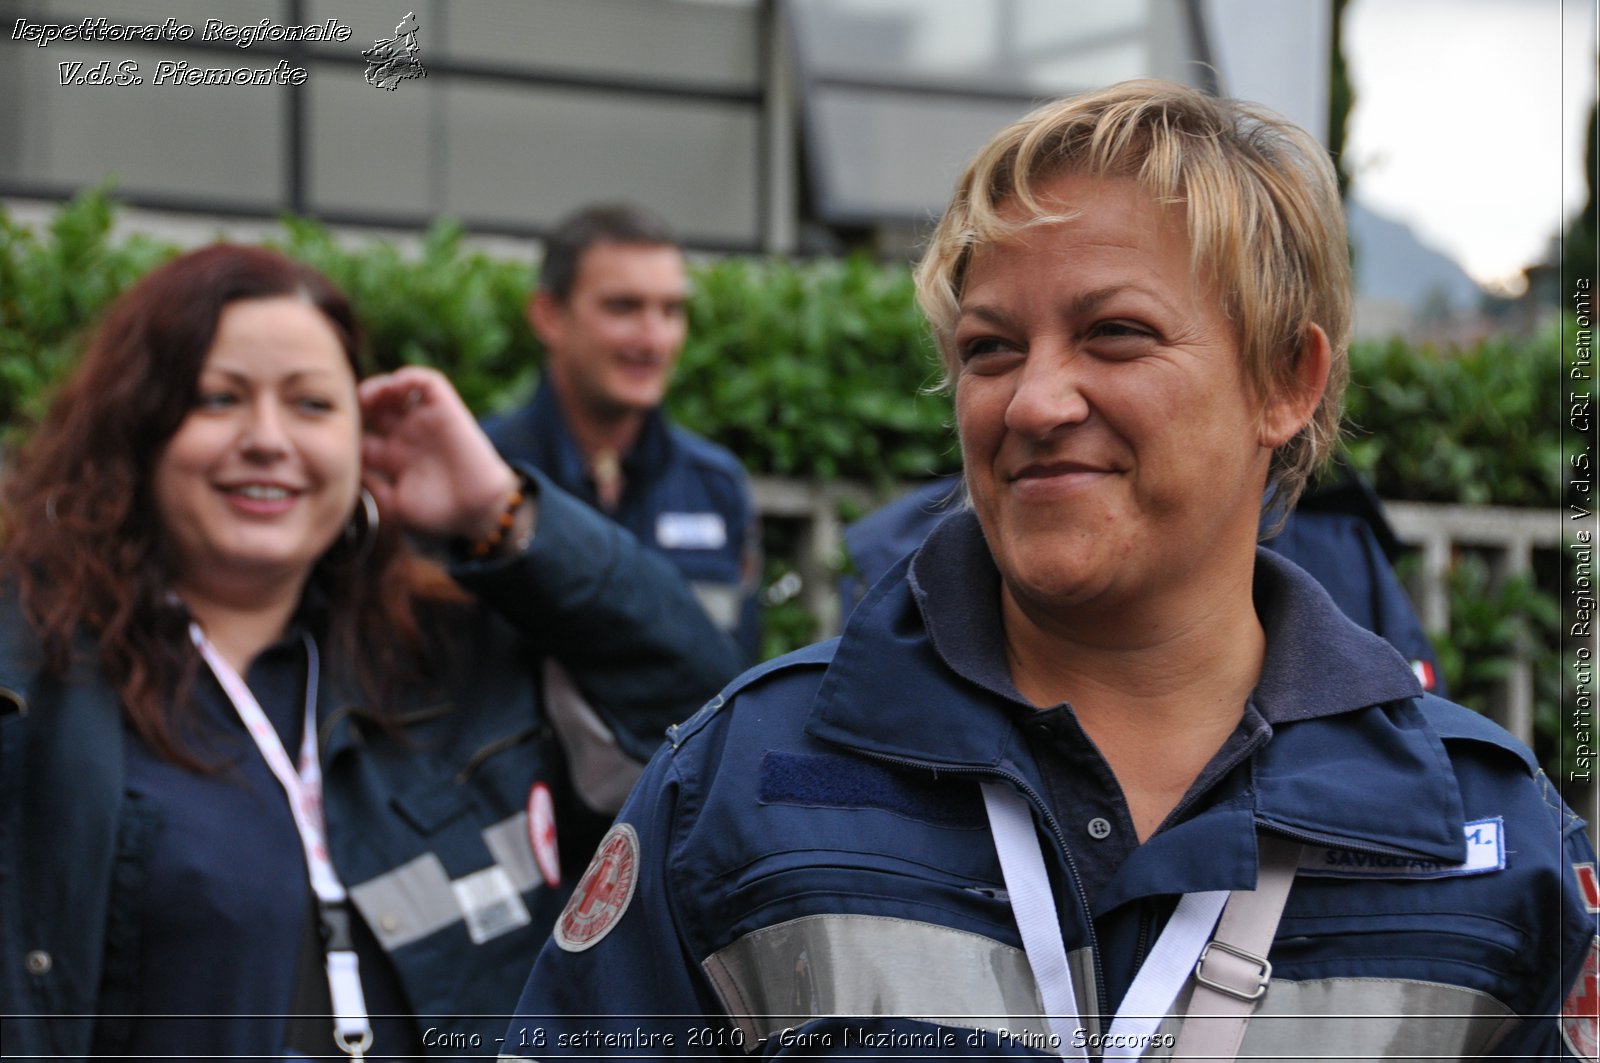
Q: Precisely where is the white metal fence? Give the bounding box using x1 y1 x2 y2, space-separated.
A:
1384 502 1567 748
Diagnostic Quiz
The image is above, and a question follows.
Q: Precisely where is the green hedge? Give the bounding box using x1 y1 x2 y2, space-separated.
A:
0 192 172 430
274 216 541 416
674 255 952 484
5 190 1566 501
5 191 1568 502
1343 335 1564 508
0 191 1575 775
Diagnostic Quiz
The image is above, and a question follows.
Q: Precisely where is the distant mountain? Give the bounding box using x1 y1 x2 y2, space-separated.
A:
1346 199 1485 314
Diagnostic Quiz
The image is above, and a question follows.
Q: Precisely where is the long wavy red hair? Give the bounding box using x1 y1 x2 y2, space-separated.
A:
1 245 461 768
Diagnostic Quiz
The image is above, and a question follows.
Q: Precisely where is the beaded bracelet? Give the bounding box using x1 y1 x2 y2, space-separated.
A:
467 485 526 559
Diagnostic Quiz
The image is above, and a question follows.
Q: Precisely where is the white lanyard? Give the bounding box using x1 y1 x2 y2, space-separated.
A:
981 782 1228 1061
191 624 372 1057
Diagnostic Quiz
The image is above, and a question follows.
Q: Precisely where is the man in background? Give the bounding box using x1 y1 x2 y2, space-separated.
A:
487 204 760 657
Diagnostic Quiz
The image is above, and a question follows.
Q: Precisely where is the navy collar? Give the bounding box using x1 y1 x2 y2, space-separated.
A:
521 380 675 507
807 510 1461 865
904 510 1424 725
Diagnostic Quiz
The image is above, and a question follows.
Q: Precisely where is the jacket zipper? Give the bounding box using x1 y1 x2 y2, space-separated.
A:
1132 901 1153 980
849 748 1109 1030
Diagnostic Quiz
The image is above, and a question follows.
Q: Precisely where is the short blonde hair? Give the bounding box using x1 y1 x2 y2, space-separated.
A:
915 79 1350 513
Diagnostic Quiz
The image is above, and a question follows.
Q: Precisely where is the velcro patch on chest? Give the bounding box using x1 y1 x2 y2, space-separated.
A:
757 751 985 829
656 512 727 550
1297 817 1505 880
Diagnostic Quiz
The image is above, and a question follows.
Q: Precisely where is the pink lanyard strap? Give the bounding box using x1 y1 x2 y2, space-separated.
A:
191 624 373 1058
191 623 342 901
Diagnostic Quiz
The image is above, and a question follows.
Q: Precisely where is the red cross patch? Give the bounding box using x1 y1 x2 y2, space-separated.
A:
1563 937 1600 1062
554 823 639 953
526 782 560 889
1576 863 1600 914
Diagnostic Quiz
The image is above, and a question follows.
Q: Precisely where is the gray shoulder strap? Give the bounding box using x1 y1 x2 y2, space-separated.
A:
1172 834 1303 1062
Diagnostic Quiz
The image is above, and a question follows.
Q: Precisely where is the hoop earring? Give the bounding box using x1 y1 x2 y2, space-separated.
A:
327 488 380 569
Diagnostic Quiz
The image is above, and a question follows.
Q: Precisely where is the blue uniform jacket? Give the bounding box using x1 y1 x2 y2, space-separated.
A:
0 471 744 1060
510 514 1595 1060
485 381 760 659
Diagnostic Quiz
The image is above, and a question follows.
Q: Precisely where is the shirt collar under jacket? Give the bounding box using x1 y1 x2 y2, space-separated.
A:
806 509 1465 871
525 377 675 502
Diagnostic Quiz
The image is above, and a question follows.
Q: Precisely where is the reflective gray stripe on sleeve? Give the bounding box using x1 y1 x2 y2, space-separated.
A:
701 916 1520 1058
689 581 743 633
482 812 541 891
542 659 645 814
701 914 1056 1048
349 812 545 951
1143 977 1519 1060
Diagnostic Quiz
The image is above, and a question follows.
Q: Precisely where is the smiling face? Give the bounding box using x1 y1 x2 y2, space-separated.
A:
153 295 362 604
534 242 689 420
954 173 1298 631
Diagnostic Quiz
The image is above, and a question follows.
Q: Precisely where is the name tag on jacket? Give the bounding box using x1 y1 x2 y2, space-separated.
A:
1299 818 1505 879
657 512 727 550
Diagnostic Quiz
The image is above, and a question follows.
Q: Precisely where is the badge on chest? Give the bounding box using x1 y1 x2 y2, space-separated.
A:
1297 818 1505 880
656 512 726 550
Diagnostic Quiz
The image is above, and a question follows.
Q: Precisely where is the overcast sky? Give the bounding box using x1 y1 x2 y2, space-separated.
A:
1344 0 1596 292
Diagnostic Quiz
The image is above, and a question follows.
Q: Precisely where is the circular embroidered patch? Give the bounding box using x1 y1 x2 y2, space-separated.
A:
1563 936 1600 1062
554 823 639 952
526 782 561 889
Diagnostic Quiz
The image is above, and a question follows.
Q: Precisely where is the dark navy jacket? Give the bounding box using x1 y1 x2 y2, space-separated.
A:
842 473 1445 694
486 381 759 658
0 471 744 1061
509 512 1594 1059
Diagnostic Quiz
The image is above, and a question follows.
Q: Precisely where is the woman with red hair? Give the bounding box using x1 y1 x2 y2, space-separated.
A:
0 244 740 1060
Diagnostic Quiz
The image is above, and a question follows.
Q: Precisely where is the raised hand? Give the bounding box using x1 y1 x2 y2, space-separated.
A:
358 367 520 542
